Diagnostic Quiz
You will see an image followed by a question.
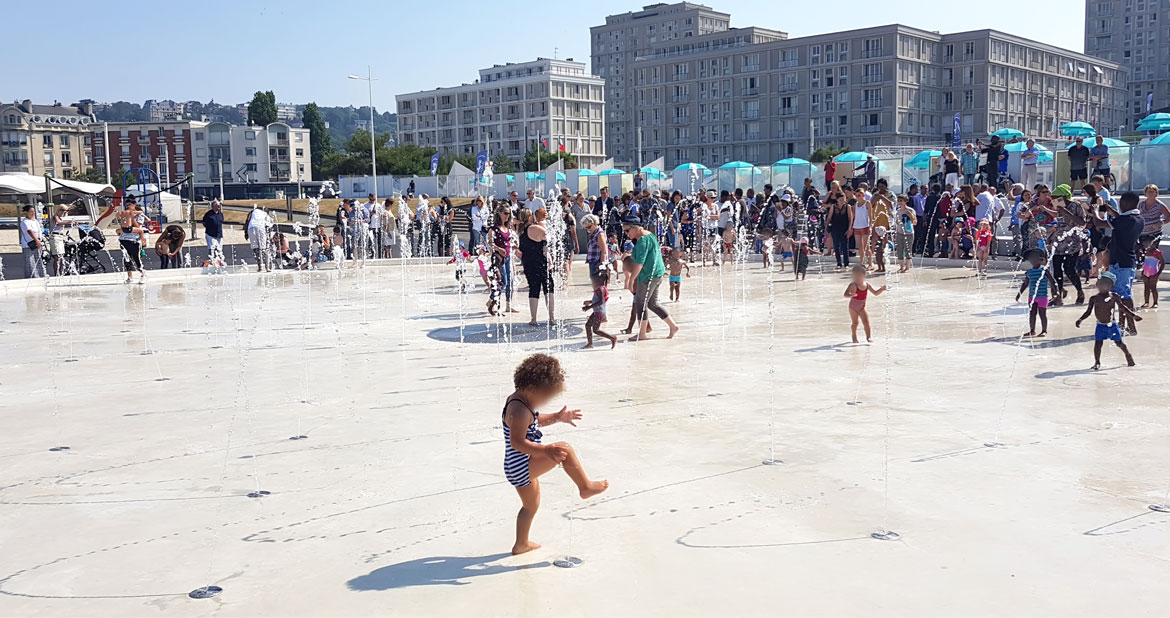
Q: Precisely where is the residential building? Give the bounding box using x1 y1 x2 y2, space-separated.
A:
145 99 186 122
1083 0 1170 125
276 103 299 123
91 121 311 198
396 58 607 169
0 100 97 177
594 4 1127 170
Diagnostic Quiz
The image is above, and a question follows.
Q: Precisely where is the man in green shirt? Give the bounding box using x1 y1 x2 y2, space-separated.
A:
623 216 680 341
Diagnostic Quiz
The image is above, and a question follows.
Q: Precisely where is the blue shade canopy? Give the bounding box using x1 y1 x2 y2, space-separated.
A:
576 169 598 176
1137 119 1170 131
506 174 515 183
674 163 709 171
833 151 872 163
1150 132 1170 145
991 128 1025 139
599 169 626 176
773 157 810 166
1059 121 1096 137
719 160 757 169
904 150 942 169
534 172 567 182
1003 141 1053 163
639 167 667 179
1140 112 1170 124
523 171 540 180
1066 138 1128 148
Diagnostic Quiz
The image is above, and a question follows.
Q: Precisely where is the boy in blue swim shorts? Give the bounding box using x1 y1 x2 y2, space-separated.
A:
1076 271 1142 370
666 247 690 301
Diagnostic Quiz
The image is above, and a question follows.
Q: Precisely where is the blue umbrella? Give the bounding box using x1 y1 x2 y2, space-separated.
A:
535 171 567 182
833 151 872 163
719 160 757 169
576 169 598 176
639 167 667 179
773 157 811 166
505 174 515 183
991 128 1025 139
674 163 709 171
1004 141 1053 163
599 169 626 176
523 171 540 180
1137 118 1170 132
904 150 942 169
1059 121 1096 137
1066 138 1128 148
1150 132 1170 145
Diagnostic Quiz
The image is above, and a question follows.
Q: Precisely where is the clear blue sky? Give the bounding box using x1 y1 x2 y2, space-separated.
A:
5 0 1085 112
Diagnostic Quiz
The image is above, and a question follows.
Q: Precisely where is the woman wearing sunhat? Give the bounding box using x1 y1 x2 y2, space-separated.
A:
1049 184 1088 305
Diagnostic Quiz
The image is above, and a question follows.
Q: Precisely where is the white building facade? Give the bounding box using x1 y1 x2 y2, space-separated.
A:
396 58 607 169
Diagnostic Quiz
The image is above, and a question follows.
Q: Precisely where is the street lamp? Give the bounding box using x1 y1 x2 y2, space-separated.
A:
348 67 379 201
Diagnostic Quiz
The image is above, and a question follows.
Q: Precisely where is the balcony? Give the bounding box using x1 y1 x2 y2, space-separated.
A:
741 110 760 119
271 154 290 162
741 88 759 96
672 95 689 103
742 64 760 73
137 136 151 145
860 99 884 109
863 48 883 58
860 124 883 134
777 59 799 68
861 74 884 84
271 136 289 145
779 108 796 117
778 129 800 139
778 83 799 92
671 116 690 125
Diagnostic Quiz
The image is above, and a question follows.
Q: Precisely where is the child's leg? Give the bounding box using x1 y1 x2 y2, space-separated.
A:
1037 307 1048 334
596 326 617 348
547 441 608 498
849 309 860 343
859 309 873 341
584 322 595 348
1028 303 1038 335
1093 341 1104 369
512 482 542 555
1116 340 1136 366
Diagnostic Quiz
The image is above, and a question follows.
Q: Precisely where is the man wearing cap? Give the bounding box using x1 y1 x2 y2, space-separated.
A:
202 200 225 266
1049 184 1087 305
623 215 679 341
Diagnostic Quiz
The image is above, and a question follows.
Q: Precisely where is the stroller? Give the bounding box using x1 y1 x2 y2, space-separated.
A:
64 226 108 275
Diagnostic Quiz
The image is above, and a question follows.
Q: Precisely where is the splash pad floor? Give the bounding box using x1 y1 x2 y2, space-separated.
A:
1 259 1168 617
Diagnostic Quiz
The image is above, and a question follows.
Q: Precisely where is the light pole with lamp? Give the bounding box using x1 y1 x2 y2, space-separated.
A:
348 67 379 201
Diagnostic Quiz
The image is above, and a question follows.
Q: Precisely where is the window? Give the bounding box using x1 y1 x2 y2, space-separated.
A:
121 145 130 156
295 148 304 157
43 135 53 148
61 152 71 165
244 163 257 172
60 135 70 147
245 147 256 156
175 143 184 154
245 130 256 140
195 132 204 141
839 66 849 86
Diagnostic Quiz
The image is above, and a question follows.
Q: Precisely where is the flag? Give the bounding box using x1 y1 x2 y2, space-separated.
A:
1148 92 1154 113
558 142 566 153
429 153 439 176
952 113 961 149
541 138 547 148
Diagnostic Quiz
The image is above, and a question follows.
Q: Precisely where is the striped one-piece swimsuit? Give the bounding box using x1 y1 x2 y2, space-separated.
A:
503 398 541 488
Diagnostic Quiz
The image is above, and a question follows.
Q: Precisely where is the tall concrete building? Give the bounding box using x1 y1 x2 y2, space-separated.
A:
0 100 97 177
593 4 1127 170
1084 0 1170 126
396 58 607 169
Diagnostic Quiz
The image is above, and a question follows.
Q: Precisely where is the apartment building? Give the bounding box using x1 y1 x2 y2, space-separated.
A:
594 4 1127 170
92 121 311 198
395 58 607 169
0 100 97 177
1084 0 1170 125
145 100 186 122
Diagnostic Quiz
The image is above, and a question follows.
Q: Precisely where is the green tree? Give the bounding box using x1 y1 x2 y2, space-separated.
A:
301 102 332 178
437 153 478 175
521 147 576 171
809 144 848 163
246 90 278 126
71 167 107 184
490 154 516 174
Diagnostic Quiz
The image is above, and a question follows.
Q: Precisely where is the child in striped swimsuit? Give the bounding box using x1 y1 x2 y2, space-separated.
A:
1016 248 1058 338
503 354 609 555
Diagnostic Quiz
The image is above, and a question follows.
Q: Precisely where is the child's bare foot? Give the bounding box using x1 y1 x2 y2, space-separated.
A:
619 328 632 335
1127 357 1136 367
852 337 860 344
512 541 542 555
582 343 594 349
867 337 873 343
609 338 616 349
579 480 609 499
1092 363 1100 371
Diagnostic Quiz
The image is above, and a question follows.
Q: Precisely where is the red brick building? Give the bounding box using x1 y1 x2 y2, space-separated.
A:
91 121 199 188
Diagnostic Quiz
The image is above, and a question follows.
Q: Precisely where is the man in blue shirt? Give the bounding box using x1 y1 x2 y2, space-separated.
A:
201 199 225 265
1089 135 1110 179
1019 139 1040 189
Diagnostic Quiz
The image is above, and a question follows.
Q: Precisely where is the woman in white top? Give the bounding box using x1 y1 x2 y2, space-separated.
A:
851 191 874 270
380 198 398 257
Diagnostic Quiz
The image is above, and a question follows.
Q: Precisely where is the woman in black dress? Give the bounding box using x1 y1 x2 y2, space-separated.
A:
517 207 554 326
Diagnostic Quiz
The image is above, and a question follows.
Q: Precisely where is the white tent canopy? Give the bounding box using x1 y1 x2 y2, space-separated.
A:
0 172 116 197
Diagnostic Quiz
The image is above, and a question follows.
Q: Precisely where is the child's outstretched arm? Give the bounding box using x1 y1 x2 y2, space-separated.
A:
1075 297 1096 327
537 406 581 427
1114 293 1143 321
844 282 856 298
868 284 887 295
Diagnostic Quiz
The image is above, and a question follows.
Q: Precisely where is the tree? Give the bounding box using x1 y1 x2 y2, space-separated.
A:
490 153 516 174
246 90 278 126
301 102 332 178
437 153 478 175
809 144 848 163
521 147 576 171
71 167 107 184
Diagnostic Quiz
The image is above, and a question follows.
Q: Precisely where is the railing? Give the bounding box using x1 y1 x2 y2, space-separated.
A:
778 83 799 92
741 88 759 96
861 100 884 109
745 132 761 141
741 110 760 119
779 108 796 117
672 95 689 103
860 125 883 133
777 59 799 68
862 74 884 84
671 116 690 124
778 129 800 138
863 48 883 58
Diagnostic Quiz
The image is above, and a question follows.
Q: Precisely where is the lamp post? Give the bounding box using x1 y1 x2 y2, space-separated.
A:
348 67 379 201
